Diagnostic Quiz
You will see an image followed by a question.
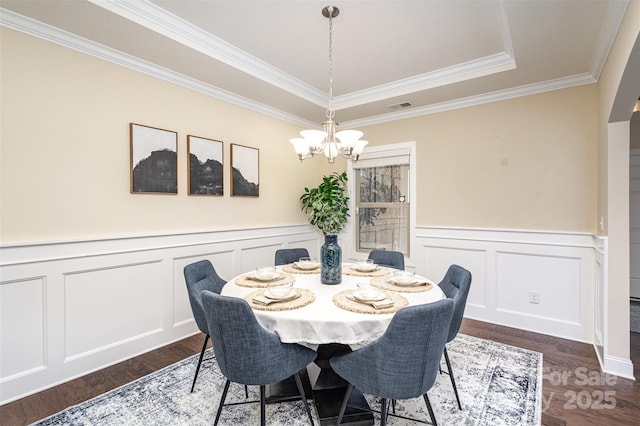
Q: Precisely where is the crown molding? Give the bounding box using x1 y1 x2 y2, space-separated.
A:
342 73 597 128
0 7 317 129
333 0 516 110
334 51 516 110
88 0 328 107
91 0 520 112
0 3 618 130
589 0 629 80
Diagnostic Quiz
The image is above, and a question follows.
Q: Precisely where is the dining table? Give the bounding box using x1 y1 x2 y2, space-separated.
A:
220 261 445 425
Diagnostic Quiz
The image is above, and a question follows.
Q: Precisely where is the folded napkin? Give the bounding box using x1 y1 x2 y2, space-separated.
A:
369 298 394 309
386 279 431 288
252 292 300 306
347 294 394 309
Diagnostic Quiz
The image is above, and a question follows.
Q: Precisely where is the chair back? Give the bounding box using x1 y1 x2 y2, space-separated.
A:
438 264 472 343
201 291 316 385
184 260 226 335
368 249 404 270
330 298 454 400
275 248 310 266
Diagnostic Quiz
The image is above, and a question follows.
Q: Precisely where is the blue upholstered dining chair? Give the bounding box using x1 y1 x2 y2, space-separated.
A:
367 249 404 270
330 298 454 426
183 260 235 394
275 248 311 266
201 291 317 426
438 264 472 410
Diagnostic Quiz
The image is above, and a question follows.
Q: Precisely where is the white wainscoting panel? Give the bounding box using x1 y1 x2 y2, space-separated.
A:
0 277 46 380
0 225 321 404
416 227 595 343
422 246 487 309
496 251 580 323
593 236 607 372
64 261 164 361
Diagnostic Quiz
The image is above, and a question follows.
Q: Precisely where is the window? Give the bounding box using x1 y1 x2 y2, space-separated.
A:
350 143 413 257
356 165 410 254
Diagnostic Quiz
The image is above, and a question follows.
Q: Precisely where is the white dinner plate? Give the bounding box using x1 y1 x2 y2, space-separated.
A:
350 265 379 273
353 289 385 302
251 272 283 282
294 262 320 270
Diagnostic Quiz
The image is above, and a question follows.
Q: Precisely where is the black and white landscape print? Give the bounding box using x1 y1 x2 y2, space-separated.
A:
230 144 259 197
187 135 223 195
130 123 177 194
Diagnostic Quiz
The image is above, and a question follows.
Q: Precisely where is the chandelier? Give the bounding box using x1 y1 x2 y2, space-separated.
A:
290 5 367 163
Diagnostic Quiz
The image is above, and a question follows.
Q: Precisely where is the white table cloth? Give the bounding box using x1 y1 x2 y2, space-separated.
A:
220 264 445 347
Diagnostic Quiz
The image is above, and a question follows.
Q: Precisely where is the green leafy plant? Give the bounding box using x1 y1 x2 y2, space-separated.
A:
300 171 350 235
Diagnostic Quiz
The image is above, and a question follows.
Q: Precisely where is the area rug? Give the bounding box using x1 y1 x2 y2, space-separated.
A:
31 334 542 425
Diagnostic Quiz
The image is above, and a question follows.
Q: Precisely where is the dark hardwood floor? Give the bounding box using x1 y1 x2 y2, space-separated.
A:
1 319 638 425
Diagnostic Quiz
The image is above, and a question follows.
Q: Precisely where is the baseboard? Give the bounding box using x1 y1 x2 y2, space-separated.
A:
603 355 636 381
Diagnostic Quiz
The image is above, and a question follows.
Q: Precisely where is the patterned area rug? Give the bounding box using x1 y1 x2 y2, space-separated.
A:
32 334 541 425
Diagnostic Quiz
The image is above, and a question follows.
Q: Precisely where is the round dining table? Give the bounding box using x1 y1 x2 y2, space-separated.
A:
220 263 445 425
221 263 444 347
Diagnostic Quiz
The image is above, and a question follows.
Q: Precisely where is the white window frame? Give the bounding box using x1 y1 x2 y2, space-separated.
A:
341 141 417 271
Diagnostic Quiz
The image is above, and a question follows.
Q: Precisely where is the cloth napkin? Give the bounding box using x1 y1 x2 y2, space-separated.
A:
347 294 394 309
252 292 300 306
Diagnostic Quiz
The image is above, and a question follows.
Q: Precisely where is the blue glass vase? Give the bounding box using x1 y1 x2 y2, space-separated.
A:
321 234 342 284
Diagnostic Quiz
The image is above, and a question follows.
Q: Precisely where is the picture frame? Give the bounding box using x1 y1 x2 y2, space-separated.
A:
187 135 224 196
230 143 259 197
130 123 178 194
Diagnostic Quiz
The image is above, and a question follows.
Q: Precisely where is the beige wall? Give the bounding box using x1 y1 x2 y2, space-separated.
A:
0 28 323 244
360 86 599 232
0 26 602 243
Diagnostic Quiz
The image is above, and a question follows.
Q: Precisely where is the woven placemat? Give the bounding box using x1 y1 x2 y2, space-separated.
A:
245 288 316 311
235 272 295 288
282 264 320 275
371 276 434 293
342 265 392 277
332 290 408 315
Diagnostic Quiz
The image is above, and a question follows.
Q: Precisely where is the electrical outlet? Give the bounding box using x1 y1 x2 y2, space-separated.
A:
529 291 540 304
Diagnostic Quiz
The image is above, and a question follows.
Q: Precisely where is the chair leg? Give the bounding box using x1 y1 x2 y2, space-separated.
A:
336 383 354 426
214 379 230 426
260 385 266 426
245 385 249 399
380 397 388 426
422 393 437 426
443 347 462 410
391 399 396 414
294 372 314 425
191 334 210 393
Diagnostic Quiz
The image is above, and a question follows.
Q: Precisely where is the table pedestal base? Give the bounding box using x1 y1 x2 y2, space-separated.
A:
307 343 373 426
265 369 312 403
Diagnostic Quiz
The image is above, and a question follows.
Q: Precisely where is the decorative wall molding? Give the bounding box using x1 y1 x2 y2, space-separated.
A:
415 226 596 343
0 225 321 404
1 224 633 403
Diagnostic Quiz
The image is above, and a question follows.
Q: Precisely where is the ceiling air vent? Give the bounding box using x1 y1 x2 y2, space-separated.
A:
388 101 412 110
